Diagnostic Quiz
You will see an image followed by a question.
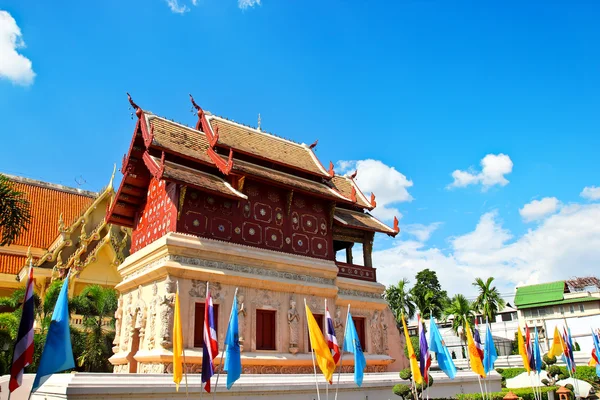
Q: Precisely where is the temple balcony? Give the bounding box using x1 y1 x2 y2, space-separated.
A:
335 261 377 282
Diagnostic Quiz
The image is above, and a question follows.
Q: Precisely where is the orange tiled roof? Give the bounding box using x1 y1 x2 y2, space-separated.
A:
0 253 30 275
331 175 372 209
334 208 396 235
4 176 96 249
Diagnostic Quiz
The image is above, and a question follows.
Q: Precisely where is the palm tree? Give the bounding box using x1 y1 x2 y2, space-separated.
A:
384 278 417 321
70 285 118 372
0 174 31 246
444 294 475 348
472 277 506 324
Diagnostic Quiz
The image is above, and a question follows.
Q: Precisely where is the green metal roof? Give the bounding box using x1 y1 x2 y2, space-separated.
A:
517 295 599 309
514 281 565 307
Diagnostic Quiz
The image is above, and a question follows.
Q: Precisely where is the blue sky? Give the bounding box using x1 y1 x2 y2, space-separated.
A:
2 0 600 298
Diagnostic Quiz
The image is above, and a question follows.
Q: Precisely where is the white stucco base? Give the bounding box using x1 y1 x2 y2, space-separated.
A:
0 371 501 400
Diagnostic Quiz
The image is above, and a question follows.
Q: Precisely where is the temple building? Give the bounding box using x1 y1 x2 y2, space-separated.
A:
0 173 130 300
107 95 407 374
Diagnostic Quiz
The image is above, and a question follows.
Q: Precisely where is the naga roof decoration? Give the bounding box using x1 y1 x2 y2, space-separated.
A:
108 94 398 236
330 175 374 210
334 208 399 236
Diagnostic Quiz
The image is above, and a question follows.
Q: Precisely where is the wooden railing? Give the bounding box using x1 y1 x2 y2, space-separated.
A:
335 262 377 282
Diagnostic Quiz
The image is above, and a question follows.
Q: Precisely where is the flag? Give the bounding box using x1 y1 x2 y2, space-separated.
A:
429 317 456 379
202 286 218 393
533 327 542 374
547 327 564 358
342 311 366 387
517 326 531 374
590 328 600 377
525 324 534 371
305 304 335 383
483 323 497 375
401 314 423 385
418 315 431 384
32 273 75 391
9 265 35 393
224 292 241 389
567 327 577 370
172 285 183 391
325 303 340 366
473 320 484 360
465 320 486 378
563 327 576 373
561 328 573 373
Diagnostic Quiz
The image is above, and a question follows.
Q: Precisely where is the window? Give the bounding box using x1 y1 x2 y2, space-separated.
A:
307 314 324 352
579 304 585 312
352 316 366 352
256 309 276 350
538 308 546 317
501 313 512 322
559 306 565 315
569 305 575 314
194 303 219 348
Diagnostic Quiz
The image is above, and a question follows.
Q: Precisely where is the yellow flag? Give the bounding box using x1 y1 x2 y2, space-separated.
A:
401 315 423 385
305 304 335 383
465 321 486 377
173 288 183 391
547 327 564 358
517 326 531 373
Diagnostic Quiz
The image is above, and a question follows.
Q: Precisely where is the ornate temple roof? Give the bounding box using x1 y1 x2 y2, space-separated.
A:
154 157 247 200
334 208 397 236
108 94 398 237
2 175 96 248
0 253 31 275
206 116 330 178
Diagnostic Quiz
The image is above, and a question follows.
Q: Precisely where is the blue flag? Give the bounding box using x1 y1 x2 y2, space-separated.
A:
483 323 497 375
429 317 456 379
224 293 241 389
533 327 542 373
342 311 366 387
32 274 75 391
591 328 600 377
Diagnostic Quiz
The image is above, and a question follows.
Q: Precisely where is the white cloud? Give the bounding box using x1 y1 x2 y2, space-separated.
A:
165 0 189 13
519 197 560 222
375 204 600 298
337 159 413 221
448 153 513 190
0 11 35 86
238 0 261 9
581 186 600 201
404 222 442 242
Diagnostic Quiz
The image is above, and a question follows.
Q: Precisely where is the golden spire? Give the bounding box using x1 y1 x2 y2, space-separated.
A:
58 213 65 232
25 246 32 266
108 163 117 191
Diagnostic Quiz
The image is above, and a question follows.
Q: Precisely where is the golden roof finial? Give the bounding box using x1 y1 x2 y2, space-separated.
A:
58 213 65 232
26 246 32 266
108 163 117 191
257 113 261 131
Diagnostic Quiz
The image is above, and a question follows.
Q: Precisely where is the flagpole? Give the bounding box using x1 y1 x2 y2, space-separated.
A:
213 288 238 398
305 299 321 400
477 376 485 400
334 304 350 400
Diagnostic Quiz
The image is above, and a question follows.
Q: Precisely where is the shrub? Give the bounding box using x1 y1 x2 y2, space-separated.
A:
543 353 557 365
498 368 527 380
565 383 574 391
456 386 558 400
403 336 420 359
393 384 412 399
541 378 549 385
495 368 504 374
399 368 412 380
574 342 581 351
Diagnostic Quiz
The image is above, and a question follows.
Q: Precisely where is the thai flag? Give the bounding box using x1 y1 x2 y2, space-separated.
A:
525 324 535 370
202 287 219 393
473 320 484 360
325 304 340 366
9 266 35 392
418 314 432 384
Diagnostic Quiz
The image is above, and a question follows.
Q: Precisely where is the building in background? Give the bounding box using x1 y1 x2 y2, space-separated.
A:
0 173 130 301
515 277 600 352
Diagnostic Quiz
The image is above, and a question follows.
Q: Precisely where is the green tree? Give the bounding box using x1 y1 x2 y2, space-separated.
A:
0 174 32 246
410 269 448 319
385 279 416 321
70 285 118 372
444 294 475 348
472 277 506 323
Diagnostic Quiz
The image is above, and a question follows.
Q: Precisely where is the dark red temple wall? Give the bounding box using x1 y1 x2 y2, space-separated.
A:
177 179 332 259
131 178 178 254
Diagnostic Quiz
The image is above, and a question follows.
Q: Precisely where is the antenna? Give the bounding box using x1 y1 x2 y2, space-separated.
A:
74 175 87 188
